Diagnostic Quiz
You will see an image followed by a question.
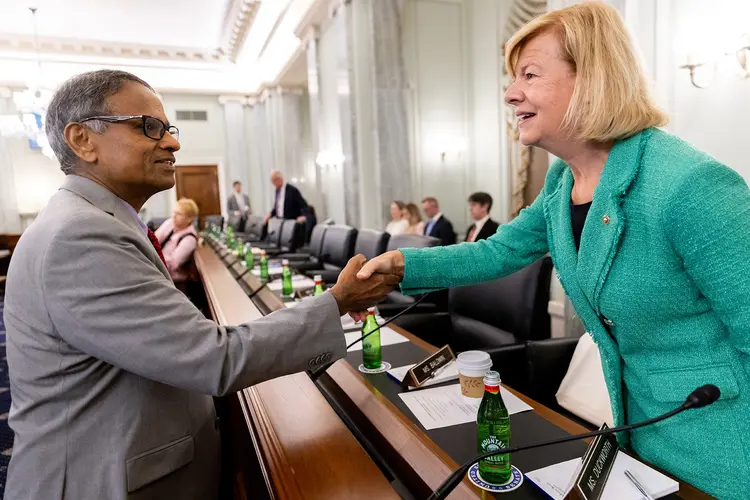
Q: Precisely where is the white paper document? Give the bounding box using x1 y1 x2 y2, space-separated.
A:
387 361 460 389
267 275 316 292
526 453 679 500
344 327 409 351
340 314 385 331
398 384 533 430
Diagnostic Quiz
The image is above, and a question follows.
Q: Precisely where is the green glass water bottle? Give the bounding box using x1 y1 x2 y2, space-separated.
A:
244 244 254 268
281 259 293 297
362 310 381 369
259 250 269 281
477 370 512 484
313 275 325 296
236 240 244 256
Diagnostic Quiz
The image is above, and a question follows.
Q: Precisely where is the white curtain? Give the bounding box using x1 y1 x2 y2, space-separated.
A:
222 100 250 215
0 134 20 233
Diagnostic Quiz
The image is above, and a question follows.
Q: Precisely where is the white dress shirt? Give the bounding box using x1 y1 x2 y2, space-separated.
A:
275 183 287 218
467 215 490 242
233 192 248 213
386 219 409 235
425 213 442 236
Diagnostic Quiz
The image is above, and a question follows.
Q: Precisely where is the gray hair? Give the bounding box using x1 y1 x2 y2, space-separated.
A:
45 69 154 174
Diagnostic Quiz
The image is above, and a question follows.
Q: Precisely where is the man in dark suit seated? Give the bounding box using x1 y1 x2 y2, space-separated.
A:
422 196 456 246
265 170 308 224
465 191 500 242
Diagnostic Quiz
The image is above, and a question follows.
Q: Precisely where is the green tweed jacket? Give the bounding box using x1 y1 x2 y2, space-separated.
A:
400 128 750 498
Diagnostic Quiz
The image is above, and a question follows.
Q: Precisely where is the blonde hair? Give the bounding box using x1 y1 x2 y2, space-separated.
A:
505 1 667 142
405 203 422 225
175 198 199 218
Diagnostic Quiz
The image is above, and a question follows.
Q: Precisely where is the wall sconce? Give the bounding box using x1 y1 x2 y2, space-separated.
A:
440 138 467 163
678 60 716 89
678 33 750 88
315 150 345 172
733 33 750 78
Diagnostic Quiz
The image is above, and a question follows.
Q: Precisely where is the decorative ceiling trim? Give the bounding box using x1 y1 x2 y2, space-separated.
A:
0 34 226 64
219 0 262 63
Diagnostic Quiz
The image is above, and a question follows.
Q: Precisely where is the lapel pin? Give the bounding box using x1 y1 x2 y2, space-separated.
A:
602 215 611 225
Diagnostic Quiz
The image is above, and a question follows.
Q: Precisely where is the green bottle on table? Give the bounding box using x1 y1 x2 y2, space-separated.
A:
259 250 269 282
281 259 293 297
477 370 512 484
313 275 325 296
362 310 381 369
236 240 244 256
244 244 254 268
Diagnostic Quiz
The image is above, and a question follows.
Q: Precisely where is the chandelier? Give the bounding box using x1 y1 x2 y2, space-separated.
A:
0 7 55 159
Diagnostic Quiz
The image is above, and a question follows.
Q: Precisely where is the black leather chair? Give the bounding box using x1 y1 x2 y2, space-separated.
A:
204 215 224 230
265 220 305 255
146 217 168 231
238 215 265 242
278 224 328 268
353 229 390 261
226 214 243 232
252 218 285 250
304 225 357 283
448 256 553 351
385 233 440 252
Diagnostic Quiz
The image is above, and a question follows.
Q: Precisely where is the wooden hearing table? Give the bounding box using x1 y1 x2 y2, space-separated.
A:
195 241 715 500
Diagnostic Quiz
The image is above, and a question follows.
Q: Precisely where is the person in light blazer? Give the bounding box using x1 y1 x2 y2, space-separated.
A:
357 3 750 498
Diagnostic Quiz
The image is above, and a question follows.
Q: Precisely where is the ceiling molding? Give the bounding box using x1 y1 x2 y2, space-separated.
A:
0 33 226 64
219 0 262 63
293 0 340 40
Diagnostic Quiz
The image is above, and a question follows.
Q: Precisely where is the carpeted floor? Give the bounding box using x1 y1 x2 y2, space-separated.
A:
0 295 13 497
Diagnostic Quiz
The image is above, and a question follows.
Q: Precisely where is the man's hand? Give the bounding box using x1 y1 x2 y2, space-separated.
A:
264 214 271 224
296 215 307 224
329 255 401 316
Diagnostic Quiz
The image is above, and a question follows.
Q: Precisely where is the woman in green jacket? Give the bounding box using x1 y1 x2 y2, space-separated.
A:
357 3 749 498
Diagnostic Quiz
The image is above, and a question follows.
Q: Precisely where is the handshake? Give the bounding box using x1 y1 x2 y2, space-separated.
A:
328 250 406 319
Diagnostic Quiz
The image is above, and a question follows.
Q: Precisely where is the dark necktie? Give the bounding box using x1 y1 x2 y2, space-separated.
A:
147 228 167 267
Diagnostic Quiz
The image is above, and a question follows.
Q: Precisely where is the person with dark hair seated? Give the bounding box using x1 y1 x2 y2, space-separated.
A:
465 192 499 242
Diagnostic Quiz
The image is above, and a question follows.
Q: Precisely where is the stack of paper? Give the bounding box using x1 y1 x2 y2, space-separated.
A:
526 453 679 499
267 275 316 292
251 266 283 276
398 384 533 430
344 326 409 352
340 314 385 331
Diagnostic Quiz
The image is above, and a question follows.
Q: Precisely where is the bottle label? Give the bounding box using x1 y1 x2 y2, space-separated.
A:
480 435 509 463
485 384 500 394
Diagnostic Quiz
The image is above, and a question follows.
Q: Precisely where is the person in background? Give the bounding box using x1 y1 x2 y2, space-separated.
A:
266 170 308 224
357 4 750 498
305 205 318 243
422 196 456 246
465 192 499 242
404 202 424 235
385 200 408 235
227 180 251 229
155 198 199 287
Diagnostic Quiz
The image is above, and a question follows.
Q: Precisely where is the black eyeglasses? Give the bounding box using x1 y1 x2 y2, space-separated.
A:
78 115 179 141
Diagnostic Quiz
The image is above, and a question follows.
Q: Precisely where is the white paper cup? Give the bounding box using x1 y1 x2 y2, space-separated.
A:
456 351 493 398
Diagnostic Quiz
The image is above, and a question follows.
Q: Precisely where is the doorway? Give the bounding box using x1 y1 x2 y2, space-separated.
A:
175 165 221 229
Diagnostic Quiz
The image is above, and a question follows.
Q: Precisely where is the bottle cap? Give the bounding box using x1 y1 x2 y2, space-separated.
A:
483 370 501 386
367 307 376 315
282 259 289 266
261 250 266 255
314 274 322 282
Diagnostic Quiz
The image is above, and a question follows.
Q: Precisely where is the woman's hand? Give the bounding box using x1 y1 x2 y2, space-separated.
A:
356 250 405 280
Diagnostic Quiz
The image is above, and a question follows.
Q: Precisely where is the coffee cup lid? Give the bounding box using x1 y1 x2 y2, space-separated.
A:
456 350 492 369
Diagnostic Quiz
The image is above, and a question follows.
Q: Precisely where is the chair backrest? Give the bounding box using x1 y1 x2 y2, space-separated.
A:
385 233 440 252
147 217 168 231
354 229 390 262
309 224 328 259
319 225 357 268
243 215 265 239
226 214 243 231
266 218 285 246
204 215 224 230
279 220 304 251
449 255 553 345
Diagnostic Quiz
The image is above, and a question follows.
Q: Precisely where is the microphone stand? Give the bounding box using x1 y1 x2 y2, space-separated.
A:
428 385 720 500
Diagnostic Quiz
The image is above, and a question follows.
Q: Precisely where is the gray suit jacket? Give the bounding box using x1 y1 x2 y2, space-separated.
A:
226 193 250 214
3 176 346 500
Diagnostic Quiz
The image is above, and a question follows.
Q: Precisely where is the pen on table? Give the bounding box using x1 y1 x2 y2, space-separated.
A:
624 469 654 500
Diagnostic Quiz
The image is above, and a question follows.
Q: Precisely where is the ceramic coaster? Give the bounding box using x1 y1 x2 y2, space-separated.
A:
467 464 523 493
358 361 391 374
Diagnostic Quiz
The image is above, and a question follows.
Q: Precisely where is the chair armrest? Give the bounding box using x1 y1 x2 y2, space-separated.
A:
482 344 528 393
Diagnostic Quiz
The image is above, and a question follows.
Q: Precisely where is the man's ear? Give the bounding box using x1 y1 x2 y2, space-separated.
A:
64 122 99 164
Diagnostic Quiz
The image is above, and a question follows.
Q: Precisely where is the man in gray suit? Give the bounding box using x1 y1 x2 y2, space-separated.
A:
227 180 251 229
2 70 396 499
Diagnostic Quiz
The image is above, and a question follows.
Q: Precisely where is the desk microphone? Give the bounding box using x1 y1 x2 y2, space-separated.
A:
308 293 431 381
428 384 720 500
